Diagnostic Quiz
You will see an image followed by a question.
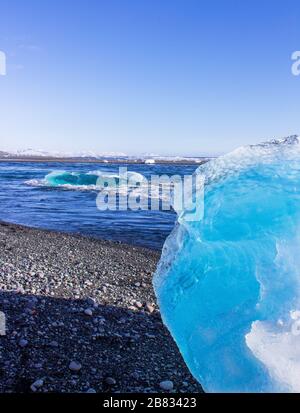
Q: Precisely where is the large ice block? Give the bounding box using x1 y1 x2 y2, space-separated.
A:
153 136 300 392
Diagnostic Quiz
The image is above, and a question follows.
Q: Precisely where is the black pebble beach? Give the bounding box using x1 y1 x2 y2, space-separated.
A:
0 221 202 393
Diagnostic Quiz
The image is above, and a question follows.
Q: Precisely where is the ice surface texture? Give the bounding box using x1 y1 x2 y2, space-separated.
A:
153 136 300 392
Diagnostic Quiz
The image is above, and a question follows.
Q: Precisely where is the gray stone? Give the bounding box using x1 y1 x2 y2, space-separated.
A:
84 308 93 316
19 338 28 348
105 377 116 385
159 380 174 391
69 361 82 372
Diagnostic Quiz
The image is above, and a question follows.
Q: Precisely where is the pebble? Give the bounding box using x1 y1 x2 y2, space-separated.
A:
31 379 44 390
84 308 93 316
86 297 97 307
86 388 96 393
105 377 117 385
159 380 174 391
134 301 143 309
146 303 155 313
69 361 82 372
19 338 28 348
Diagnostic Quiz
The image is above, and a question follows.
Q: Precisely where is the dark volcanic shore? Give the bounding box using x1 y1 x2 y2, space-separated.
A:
0 222 202 393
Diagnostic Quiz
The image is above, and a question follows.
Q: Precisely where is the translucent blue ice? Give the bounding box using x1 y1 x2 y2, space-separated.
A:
153 136 300 393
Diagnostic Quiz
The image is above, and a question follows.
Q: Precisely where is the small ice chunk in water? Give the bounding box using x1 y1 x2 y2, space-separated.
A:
154 136 300 392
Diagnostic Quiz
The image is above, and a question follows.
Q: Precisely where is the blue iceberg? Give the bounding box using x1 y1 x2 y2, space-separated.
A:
153 136 300 393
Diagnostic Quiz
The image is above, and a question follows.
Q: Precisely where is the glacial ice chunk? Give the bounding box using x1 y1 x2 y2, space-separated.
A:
153 136 300 392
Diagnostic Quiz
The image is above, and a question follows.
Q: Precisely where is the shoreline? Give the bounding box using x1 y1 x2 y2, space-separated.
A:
0 219 161 252
0 221 202 393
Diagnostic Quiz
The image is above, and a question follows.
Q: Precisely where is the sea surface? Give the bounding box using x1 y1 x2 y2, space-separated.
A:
0 162 198 249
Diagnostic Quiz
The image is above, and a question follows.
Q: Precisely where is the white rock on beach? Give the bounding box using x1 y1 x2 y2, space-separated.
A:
159 380 174 391
146 303 155 313
84 308 93 316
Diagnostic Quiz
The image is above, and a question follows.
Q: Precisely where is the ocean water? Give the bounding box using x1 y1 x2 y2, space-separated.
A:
0 161 198 249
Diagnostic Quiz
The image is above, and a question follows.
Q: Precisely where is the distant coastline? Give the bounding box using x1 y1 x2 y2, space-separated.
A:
0 156 210 165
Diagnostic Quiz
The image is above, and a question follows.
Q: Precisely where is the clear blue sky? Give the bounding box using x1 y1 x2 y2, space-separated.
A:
0 0 299 156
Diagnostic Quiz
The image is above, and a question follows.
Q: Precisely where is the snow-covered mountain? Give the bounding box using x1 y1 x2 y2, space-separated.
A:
0 148 128 159
6 149 64 157
0 148 210 162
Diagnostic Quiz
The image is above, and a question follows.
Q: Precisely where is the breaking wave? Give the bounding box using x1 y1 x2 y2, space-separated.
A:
25 170 145 191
